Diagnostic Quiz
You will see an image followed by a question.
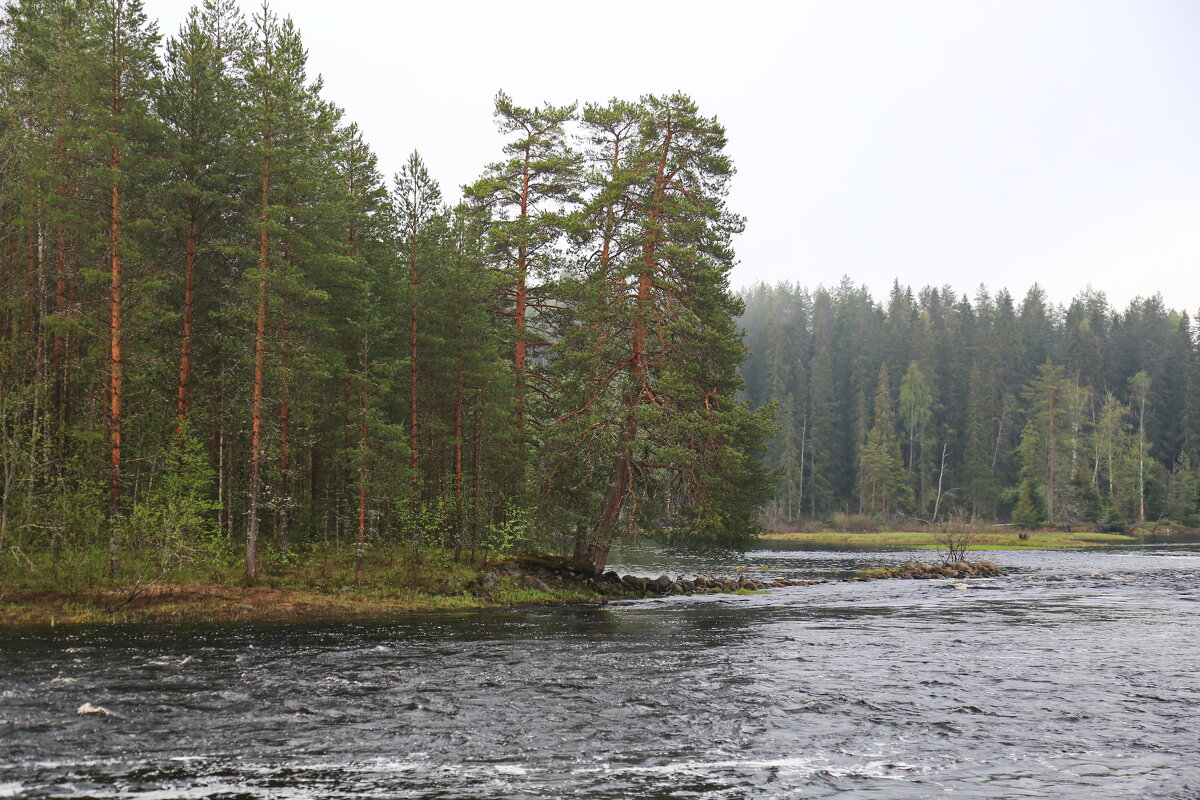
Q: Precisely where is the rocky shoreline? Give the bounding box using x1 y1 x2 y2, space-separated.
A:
490 555 1006 599
3 556 1010 626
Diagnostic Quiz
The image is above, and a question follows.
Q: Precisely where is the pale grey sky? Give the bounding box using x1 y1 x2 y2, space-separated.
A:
147 0 1200 311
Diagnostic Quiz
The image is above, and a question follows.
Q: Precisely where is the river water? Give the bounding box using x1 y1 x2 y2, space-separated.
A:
2 544 1198 799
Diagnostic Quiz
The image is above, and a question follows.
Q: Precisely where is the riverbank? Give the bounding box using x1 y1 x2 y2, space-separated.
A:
759 529 1188 549
0 549 610 626
0 549 819 626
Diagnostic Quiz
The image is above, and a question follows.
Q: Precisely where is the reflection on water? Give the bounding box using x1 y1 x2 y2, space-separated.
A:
1 544 1198 799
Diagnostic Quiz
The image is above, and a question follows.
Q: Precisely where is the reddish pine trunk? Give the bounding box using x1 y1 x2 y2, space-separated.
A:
247 118 270 581
349 222 367 586
108 142 123 576
453 384 464 560
587 435 632 569
176 207 196 427
588 123 674 571
52 37 67 422
513 146 531 430
277 291 291 552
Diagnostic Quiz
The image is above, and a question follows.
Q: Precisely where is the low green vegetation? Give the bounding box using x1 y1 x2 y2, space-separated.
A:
0 546 604 626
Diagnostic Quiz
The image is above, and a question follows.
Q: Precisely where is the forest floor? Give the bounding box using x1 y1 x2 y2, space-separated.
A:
0 549 608 627
760 529 1192 549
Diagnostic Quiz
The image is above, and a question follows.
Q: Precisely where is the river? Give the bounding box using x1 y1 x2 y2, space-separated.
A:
2 544 1198 799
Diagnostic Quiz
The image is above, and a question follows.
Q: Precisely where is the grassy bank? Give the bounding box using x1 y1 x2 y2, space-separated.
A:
0 546 607 627
760 529 1160 549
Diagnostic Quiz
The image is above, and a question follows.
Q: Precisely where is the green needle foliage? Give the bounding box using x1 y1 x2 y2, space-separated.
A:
0 4 773 582
742 283 1200 530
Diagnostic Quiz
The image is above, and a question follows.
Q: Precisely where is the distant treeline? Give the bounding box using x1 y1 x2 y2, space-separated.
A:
740 280 1198 529
0 0 769 581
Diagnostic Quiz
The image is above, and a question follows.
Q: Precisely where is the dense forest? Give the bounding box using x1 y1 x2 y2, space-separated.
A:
0 0 772 581
741 280 1199 529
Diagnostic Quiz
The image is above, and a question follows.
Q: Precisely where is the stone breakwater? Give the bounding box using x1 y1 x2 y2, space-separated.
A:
486 556 829 598
605 572 827 596
854 560 1007 580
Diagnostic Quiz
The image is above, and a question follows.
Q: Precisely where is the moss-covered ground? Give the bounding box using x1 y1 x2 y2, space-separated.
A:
0 546 606 627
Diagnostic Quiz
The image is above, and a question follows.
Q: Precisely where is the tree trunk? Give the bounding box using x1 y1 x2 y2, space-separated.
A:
409 235 419 496
176 207 196 427
355 337 367 587
107 82 123 578
932 442 949 522
585 121 675 571
247 121 269 581
453 381 464 560
588 447 630 570
277 292 290 553
513 146 531 433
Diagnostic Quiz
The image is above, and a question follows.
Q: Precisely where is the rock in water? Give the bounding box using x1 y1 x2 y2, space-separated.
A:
622 575 648 593
76 702 109 716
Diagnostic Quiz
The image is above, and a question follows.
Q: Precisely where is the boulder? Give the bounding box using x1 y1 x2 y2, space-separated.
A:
521 575 551 592
622 575 648 593
479 571 501 587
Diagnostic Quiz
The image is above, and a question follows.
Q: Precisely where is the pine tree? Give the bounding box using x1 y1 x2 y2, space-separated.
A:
158 0 248 429
548 93 770 568
393 150 443 504
88 0 160 574
466 92 577 458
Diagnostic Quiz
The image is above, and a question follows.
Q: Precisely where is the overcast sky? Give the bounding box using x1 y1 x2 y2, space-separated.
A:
147 0 1200 311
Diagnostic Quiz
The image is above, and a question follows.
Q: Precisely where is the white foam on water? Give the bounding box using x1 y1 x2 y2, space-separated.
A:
0 782 24 798
494 765 528 775
56 783 317 800
579 756 916 780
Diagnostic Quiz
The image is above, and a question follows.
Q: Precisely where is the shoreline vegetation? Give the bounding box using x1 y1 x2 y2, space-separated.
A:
6 526 1190 627
0 549 820 627
761 527 1197 550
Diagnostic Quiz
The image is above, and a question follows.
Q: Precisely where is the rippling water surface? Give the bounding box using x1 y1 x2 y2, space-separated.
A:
2 544 1199 799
